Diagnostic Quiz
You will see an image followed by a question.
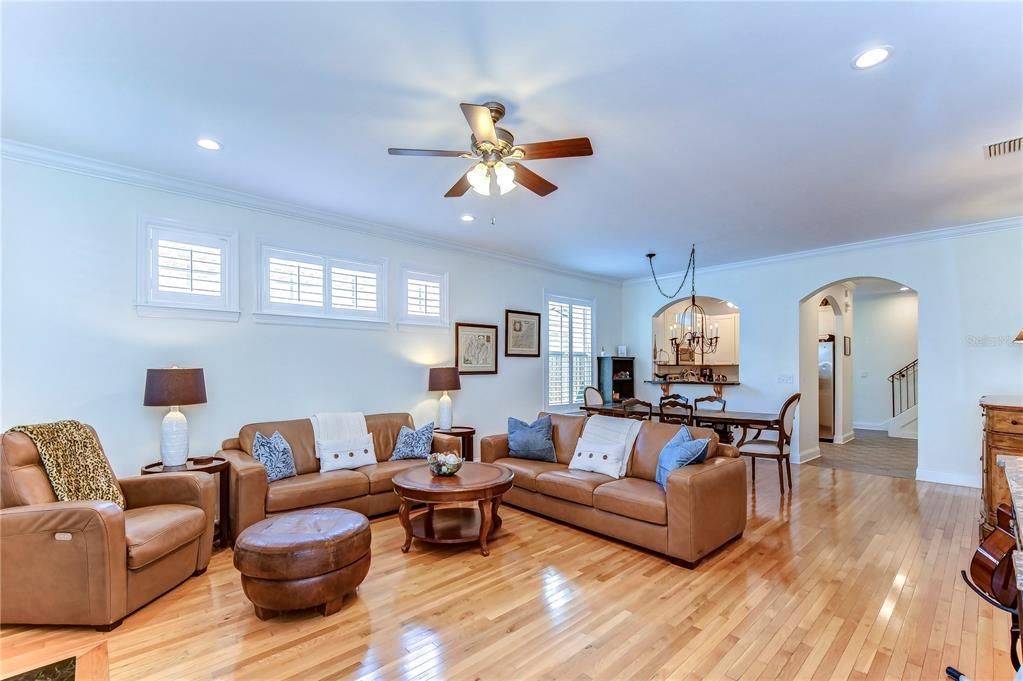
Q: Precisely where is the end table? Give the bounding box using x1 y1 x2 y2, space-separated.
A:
141 456 231 548
434 426 476 462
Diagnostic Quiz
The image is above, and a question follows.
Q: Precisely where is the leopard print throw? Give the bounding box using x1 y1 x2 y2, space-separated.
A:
8 420 126 509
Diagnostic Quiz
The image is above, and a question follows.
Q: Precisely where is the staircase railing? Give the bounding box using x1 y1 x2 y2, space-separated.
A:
889 359 918 418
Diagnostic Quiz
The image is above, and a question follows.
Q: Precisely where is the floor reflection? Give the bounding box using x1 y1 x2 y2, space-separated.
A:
541 567 576 624
398 623 444 680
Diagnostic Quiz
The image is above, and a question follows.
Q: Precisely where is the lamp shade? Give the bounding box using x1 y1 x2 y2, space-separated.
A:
428 367 461 392
144 368 207 406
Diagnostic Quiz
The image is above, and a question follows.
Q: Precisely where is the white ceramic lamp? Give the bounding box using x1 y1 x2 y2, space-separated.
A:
144 367 207 467
429 367 461 430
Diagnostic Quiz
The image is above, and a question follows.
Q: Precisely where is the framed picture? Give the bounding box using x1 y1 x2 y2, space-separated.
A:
504 309 541 357
455 323 499 375
843 336 852 356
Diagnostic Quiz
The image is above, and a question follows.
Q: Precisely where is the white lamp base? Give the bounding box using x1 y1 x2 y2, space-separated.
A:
438 391 453 430
161 407 189 466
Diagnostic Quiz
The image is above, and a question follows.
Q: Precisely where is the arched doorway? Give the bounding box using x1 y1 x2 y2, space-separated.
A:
798 277 919 478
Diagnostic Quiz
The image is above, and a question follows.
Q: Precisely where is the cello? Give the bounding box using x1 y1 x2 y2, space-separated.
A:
962 503 1020 669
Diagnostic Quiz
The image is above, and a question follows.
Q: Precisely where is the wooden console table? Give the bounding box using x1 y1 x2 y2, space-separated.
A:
981 395 1023 539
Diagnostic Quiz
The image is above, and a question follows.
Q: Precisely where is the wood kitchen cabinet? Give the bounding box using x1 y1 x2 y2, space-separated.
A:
980 395 1023 539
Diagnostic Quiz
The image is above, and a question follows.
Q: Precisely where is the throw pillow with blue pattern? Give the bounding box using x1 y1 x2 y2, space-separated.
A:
508 416 557 462
390 422 435 460
251 430 298 483
655 426 710 490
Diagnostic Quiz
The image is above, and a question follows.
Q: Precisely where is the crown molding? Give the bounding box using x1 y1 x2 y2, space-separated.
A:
0 139 622 286
625 215 1023 284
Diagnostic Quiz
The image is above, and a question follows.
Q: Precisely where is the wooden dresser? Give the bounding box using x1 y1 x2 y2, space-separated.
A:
981 395 1023 539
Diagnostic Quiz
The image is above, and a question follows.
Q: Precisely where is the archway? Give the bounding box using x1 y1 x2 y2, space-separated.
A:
797 277 919 478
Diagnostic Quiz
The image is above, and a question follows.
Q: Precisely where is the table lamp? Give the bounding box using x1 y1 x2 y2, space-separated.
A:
144 367 207 466
429 367 461 430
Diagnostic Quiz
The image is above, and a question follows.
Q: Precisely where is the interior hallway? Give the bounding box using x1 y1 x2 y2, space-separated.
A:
808 428 918 479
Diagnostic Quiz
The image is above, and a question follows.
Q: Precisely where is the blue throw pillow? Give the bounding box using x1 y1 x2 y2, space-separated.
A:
508 416 557 462
252 431 298 483
655 427 710 490
390 422 435 460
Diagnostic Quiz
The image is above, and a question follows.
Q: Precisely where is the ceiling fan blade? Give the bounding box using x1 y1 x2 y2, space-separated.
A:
518 137 593 160
460 103 497 145
444 171 472 198
388 148 466 157
509 163 558 196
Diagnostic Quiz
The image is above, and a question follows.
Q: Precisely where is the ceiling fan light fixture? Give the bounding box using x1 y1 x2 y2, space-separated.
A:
494 161 516 195
467 162 490 195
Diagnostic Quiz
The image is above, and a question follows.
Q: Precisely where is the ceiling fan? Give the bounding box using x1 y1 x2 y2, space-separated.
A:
388 101 593 198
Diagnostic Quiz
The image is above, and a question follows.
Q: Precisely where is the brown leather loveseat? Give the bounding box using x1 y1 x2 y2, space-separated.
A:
219 413 459 540
0 427 216 630
480 413 746 566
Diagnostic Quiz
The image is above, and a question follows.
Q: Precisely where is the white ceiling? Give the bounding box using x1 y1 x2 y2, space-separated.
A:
3 2 1021 279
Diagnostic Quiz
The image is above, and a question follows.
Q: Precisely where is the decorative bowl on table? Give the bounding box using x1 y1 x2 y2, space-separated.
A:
428 451 463 476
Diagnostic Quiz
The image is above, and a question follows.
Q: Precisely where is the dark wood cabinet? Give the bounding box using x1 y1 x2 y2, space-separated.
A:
598 356 635 402
980 395 1023 539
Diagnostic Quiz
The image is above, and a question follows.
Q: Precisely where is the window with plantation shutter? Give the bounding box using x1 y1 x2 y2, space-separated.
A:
137 218 239 320
545 294 595 409
400 267 448 326
257 245 387 323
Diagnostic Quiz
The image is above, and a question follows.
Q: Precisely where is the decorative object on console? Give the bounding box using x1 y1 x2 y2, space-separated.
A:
390 422 436 460
455 323 498 375
507 415 556 462
428 451 463 476
428 367 461 429
144 367 207 466
251 431 297 482
8 420 126 509
318 433 377 472
387 100 593 198
646 246 719 357
505 309 541 357
617 344 628 356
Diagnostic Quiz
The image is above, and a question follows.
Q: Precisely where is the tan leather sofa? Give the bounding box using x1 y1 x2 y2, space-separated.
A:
0 427 216 630
219 413 460 540
480 413 746 566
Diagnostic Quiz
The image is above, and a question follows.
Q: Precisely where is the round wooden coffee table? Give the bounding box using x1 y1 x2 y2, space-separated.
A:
392 462 513 556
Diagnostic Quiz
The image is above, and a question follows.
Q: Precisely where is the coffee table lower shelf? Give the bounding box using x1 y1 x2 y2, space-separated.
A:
409 506 502 545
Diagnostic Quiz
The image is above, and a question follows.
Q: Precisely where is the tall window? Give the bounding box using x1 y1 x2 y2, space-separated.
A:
137 217 239 320
258 245 386 322
400 267 448 326
546 295 594 408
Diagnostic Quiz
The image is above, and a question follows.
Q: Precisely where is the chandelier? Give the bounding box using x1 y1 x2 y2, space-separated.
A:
647 245 719 357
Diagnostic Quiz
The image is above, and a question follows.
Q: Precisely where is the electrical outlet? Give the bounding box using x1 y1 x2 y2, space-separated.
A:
777 374 794 384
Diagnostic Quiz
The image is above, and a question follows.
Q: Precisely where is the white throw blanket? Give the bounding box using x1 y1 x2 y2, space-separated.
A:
574 414 643 477
311 412 367 458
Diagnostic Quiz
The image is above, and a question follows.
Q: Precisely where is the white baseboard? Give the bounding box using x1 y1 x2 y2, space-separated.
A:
795 446 820 464
853 420 890 431
915 468 980 489
833 430 856 444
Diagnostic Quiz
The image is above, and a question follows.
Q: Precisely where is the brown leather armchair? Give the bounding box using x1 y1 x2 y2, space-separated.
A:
0 427 216 630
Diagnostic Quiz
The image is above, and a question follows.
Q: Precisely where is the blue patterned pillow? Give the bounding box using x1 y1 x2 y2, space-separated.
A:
655 427 710 490
251 431 297 483
390 422 434 460
508 416 557 462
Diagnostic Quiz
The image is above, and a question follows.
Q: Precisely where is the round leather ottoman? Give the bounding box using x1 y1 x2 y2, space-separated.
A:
233 508 371 620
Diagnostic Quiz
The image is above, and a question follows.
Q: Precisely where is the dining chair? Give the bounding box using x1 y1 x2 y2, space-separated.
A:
583 386 604 407
694 394 726 411
621 398 653 421
738 393 801 494
658 398 693 425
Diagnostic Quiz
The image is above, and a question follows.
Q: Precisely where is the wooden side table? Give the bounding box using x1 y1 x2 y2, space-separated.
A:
141 456 231 548
434 426 476 462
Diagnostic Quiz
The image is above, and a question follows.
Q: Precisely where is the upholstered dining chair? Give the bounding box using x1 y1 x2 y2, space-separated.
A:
0 425 216 630
658 398 693 425
621 398 653 421
738 393 801 493
583 386 604 407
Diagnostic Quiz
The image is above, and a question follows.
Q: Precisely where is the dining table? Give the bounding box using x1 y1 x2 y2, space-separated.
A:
581 402 779 445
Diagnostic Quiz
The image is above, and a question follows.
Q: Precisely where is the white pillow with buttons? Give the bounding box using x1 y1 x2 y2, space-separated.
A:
318 433 376 472
568 438 627 479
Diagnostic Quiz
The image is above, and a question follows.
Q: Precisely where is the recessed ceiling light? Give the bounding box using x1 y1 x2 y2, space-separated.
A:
899 286 909 292
460 214 475 222
852 46 891 70
196 138 222 151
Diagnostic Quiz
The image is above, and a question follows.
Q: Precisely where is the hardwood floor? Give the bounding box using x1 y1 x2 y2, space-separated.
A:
0 462 1009 681
810 430 918 480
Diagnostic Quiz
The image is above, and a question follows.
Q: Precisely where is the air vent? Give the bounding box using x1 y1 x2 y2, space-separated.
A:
987 137 1022 158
